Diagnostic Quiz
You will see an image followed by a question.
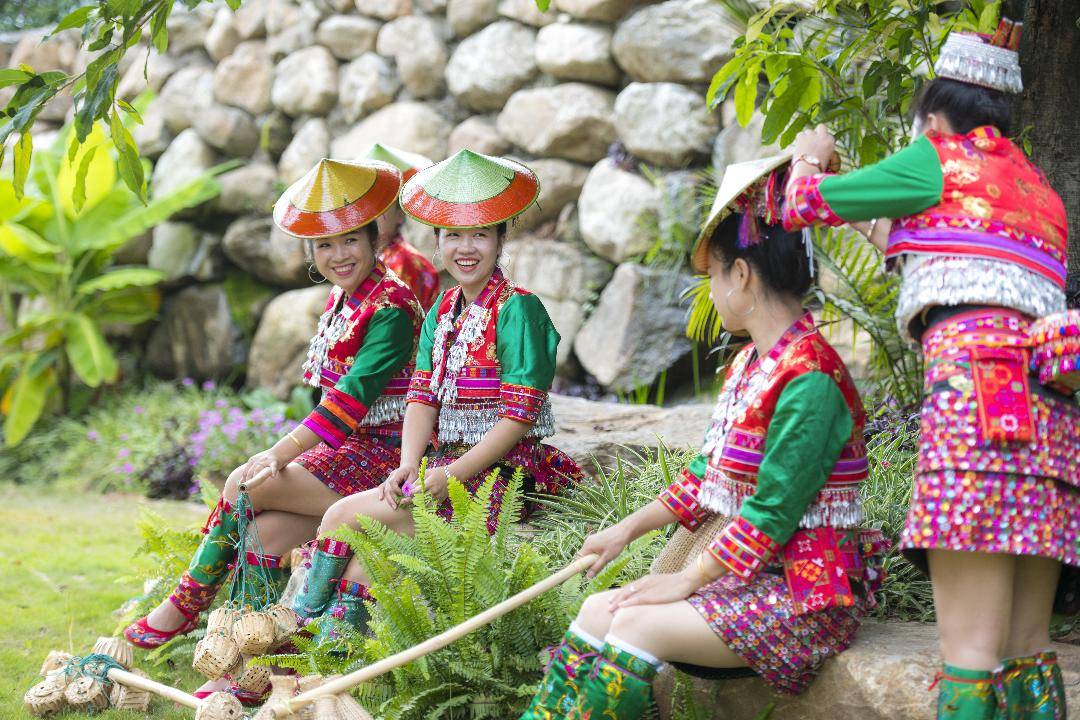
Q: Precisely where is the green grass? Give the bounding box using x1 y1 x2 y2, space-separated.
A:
0 485 206 719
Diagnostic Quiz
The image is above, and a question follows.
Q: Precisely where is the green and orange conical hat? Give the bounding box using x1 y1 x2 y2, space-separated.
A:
399 149 540 229
273 158 402 239
356 143 433 182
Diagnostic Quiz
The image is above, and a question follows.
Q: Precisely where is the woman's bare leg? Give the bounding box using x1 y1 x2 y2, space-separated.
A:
319 488 416 585
250 511 321 557
607 600 746 667
927 549 1015 670
1003 556 1061 658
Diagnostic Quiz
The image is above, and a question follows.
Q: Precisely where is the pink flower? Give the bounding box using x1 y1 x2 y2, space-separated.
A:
202 380 216 391
133 405 145 414
120 462 135 474
86 430 100 441
182 377 195 386
118 448 131 458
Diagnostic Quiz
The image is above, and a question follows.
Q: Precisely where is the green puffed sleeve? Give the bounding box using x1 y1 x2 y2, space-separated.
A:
495 292 560 424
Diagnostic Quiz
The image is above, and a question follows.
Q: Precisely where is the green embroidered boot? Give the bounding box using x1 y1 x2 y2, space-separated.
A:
315 580 373 647
292 538 352 626
233 551 286 605
519 624 604 719
936 665 1004 720
568 639 660 720
1001 652 1066 720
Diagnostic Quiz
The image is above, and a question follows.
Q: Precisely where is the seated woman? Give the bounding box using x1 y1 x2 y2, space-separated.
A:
290 149 585 633
123 159 423 697
517 157 886 719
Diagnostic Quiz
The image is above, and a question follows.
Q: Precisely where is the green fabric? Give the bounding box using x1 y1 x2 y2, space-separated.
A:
938 665 1003 720
317 590 372 645
233 564 285 609
186 505 240 586
292 549 350 624
334 306 415 407
496 292 560 391
739 371 853 546
413 293 444 374
569 643 658 719
684 452 708 481
1001 653 1065 720
819 135 944 222
520 630 600 720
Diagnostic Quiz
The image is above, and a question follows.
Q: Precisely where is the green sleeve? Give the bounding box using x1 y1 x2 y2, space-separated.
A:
414 292 444 374
738 372 853 545
495 293 560 391
334 306 415 404
819 135 944 221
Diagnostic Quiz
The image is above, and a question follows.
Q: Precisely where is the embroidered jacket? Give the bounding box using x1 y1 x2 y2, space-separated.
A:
380 233 440 310
301 262 424 449
406 269 558 445
783 127 1068 339
659 314 884 614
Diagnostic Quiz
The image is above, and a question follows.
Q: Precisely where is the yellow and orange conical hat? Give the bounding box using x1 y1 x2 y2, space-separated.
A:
273 159 402 239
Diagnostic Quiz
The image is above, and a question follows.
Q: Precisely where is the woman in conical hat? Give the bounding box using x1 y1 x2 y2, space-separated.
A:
357 143 441 309
782 19 1077 718
123 159 424 699
288 149 586 637
517 157 885 718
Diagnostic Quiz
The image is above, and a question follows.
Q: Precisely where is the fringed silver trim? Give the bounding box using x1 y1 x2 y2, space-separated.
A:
934 33 1023 94
429 303 488 406
357 395 407 427
699 473 864 529
303 292 349 388
896 255 1065 342
436 399 556 445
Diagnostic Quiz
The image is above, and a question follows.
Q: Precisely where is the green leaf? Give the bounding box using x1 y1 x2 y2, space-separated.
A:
86 286 160 324
107 0 143 17
71 144 97 214
48 5 96 36
149 3 173 54
64 313 118 387
733 62 760 127
58 124 116 218
12 133 32 200
3 360 53 446
760 67 805 144
116 98 143 125
77 268 164 295
979 1 1000 33
0 68 32 89
706 55 748 107
745 3 789 43
110 109 146 201
0 223 60 257
533 0 550 10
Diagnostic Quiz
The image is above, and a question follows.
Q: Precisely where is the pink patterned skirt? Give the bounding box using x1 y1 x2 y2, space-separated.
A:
687 572 865 695
295 427 402 497
899 308 1080 571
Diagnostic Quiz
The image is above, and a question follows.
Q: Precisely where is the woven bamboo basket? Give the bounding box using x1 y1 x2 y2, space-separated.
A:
91 635 134 669
329 677 374 720
252 675 300 720
297 675 324 720
109 667 152 712
23 673 68 717
38 651 73 677
266 603 297 644
235 657 272 693
193 691 246 720
314 695 344 720
193 632 242 680
233 609 277 655
63 676 110 713
207 607 242 635
650 513 730 575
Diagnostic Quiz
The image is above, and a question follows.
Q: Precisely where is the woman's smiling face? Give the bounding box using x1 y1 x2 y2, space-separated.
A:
437 226 500 286
311 227 376 293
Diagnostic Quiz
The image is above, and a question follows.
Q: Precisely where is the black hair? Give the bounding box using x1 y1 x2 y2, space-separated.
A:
912 77 1011 135
432 222 508 239
707 213 813 298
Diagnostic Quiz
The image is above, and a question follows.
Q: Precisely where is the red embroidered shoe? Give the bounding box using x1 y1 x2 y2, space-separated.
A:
122 615 198 649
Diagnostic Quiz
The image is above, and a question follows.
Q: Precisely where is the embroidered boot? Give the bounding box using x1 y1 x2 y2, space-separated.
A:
1001 652 1066 720
568 639 660 720
936 665 1003 720
125 498 241 648
316 580 374 646
519 625 603 720
291 538 352 627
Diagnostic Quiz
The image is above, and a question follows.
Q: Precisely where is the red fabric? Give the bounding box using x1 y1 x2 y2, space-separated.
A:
658 468 709 530
381 236 440 309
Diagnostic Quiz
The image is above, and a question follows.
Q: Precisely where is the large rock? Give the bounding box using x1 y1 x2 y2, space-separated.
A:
653 622 1080 720
234 0 269 39
332 101 452 161
266 0 319 56
148 222 224 283
448 116 509 156
205 8 241 61
497 83 615 163
223 216 309 287
339 53 400 122
574 263 693 392
117 51 179 100
150 129 215 200
271 45 339 116
317 14 380 60
612 0 741 82
498 0 557 26
355 0 413 20
215 163 280 215
145 284 247 380
446 21 537 112
712 108 779 174
247 285 331 398
504 239 613 366
577 158 659 262
448 0 498 37
376 16 448 98
166 8 213 55
554 0 643 22
536 22 619 86
157 65 215 133
614 82 719 166
132 104 173 158
193 104 259 156
9 29 78 73
279 118 330 184
513 158 589 230
213 40 274 115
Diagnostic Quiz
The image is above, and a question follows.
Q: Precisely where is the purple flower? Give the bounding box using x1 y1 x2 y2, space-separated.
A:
86 430 100 442
120 462 135 474
202 380 216 391
182 377 195 386
133 405 145 414
120 433 129 441
215 399 228 408
117 448 131 458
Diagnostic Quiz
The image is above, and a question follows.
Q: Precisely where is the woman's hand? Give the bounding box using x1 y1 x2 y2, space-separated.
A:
607 570 702 611
240 448 289 483
791 124 837 168
416 466 450 502
577 523 633 579
380 465 418 509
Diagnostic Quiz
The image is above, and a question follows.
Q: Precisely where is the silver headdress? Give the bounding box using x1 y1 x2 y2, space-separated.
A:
933 19 1023 94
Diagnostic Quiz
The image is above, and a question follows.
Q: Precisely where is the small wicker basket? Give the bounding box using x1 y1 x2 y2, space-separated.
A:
23 674 68 717
234 657 272 693
297 675 324 720
252 675 300 720
63 676 110 713
109 667 152 712
38 651 73 677
193 632 242 681
91 635 134 669
194 691 246 720
314 694 345 720
207 607 241 635
233 609 277 655
334 690 374 720
266 603 298 644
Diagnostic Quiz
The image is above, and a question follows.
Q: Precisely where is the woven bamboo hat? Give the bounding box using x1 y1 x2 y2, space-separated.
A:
273 159 402 239
690 153 791 273
399 149 540 229
356 143 433 182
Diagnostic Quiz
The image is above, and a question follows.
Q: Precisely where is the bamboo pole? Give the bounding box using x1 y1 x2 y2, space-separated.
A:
239 466 274 492
268 553 600 718
105 667 201 709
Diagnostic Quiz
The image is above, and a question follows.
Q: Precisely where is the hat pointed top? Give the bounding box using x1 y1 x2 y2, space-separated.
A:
357 144 433 180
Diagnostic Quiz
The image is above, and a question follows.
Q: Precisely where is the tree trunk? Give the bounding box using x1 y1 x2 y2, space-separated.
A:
1007 0 1080 306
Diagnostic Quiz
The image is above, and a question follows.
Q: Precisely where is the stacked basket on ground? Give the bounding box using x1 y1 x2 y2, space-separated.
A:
251 673 374 720
24 638 149 717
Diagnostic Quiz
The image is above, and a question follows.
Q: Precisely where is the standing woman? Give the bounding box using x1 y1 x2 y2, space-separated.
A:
289 149 585 633
123 160 423 679
517 157 885 719
357 143 441 309
782 21 1079 719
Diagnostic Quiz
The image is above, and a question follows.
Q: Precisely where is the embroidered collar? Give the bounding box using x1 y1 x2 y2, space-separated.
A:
340 261 386 312
968 125 1003 139
429 269 508 403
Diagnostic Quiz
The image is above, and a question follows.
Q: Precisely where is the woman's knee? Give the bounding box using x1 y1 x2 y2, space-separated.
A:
320 496 364 535
575 591 616 637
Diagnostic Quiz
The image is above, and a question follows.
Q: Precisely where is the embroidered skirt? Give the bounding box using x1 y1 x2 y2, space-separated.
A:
899 307 1080 570
687 572 865 695
296 430 402 497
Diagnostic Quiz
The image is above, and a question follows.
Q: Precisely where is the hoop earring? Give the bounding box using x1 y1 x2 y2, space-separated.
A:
308 263 326 284
725 287 756 317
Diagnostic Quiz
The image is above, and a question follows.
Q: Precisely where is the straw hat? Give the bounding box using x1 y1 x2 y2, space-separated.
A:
399 149 539 229
273 159 402 239
690 154 791 273
355 143 433 182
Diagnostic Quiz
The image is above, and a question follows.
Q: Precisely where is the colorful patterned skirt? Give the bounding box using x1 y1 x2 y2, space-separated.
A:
687 572 865 695
295 428 403 497
900 307 1080 572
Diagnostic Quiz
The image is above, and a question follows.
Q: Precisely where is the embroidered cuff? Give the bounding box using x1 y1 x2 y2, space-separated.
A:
658 468 709 530
782 174 843 230
499 382 547 424
707 516 780 581
302 387 368 449
406 370 439 407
